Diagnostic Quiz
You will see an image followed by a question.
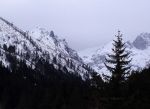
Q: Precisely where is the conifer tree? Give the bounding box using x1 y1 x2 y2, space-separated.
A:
104 31 131 95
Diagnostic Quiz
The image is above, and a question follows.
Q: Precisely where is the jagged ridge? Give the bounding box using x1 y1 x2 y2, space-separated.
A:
0 17 93 79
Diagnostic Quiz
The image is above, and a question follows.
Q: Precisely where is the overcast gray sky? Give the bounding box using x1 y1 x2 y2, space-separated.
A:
0 0 150 51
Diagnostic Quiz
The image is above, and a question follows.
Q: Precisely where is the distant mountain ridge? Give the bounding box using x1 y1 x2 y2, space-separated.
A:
79 32 150 75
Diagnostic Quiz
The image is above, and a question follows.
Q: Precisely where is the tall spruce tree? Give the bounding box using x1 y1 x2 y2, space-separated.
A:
104 31 131 96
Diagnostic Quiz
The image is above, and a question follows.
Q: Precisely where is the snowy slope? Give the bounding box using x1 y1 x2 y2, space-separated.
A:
0 17 92 78
79 33 150 75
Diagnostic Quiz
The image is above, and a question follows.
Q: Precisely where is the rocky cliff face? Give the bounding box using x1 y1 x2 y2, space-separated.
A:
133 33 150 50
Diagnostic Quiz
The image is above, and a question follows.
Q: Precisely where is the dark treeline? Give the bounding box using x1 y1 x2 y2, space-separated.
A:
0 54 94 109
0 56 150 109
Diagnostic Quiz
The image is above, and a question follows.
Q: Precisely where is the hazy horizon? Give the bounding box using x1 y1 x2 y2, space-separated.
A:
0 0 150 51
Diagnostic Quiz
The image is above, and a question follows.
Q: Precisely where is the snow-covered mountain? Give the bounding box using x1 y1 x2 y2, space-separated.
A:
79 33 150 75
0 17 92 78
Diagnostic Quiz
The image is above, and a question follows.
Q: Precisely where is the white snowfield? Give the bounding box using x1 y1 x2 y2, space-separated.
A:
79 33 150 76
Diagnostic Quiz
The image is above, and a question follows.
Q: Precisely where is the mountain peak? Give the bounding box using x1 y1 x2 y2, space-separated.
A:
50 30 55 37
133 33 150 50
